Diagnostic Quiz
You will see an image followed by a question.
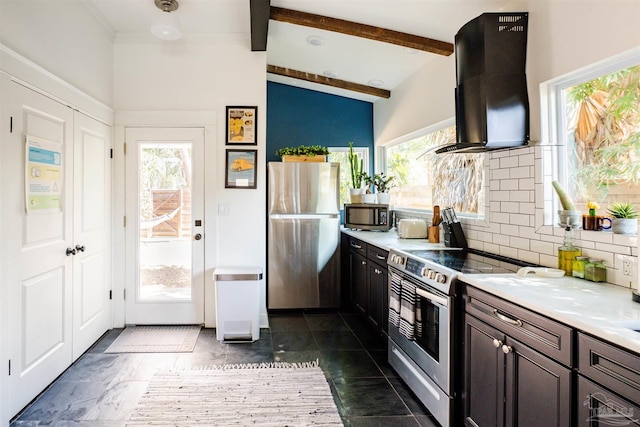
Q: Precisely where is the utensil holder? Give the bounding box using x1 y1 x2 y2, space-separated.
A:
428 225 440 243
443 222 468 249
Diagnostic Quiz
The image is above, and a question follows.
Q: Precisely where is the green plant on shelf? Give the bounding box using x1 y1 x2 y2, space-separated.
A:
607 202 638 218
275 145 330 157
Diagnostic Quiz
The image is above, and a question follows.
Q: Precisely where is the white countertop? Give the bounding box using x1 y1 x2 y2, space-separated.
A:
460 273 640 354
341 227 448 251
341 227 640 355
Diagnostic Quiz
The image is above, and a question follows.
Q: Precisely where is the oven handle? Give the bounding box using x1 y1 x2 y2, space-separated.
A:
415 288 448 308
492 309 523 327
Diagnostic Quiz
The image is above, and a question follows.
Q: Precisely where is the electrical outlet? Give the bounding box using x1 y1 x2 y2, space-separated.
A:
619 255 637 278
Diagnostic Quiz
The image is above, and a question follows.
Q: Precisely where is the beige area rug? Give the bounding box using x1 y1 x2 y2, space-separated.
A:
104 325 201 353
126 361 343 426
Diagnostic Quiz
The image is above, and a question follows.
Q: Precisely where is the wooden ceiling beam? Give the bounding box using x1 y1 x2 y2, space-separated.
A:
270 6 453 56
250 0 270 51
267 65 391 99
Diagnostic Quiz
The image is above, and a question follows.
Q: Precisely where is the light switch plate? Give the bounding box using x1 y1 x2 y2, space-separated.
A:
218 203 230 216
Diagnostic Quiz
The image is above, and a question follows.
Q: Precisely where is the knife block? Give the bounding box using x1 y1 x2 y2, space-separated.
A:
443 222 468 249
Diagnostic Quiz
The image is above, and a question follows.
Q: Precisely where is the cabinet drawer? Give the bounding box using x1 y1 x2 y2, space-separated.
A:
465 285 573 366
577 375 640 427
367 245 389 265
578 332 640 401
348 237 367 256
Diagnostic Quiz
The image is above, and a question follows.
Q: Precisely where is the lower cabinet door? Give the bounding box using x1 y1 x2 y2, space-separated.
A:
350 251 367 314
367 262 387 331
464 315 505 427
577 375 640 427
504 337 572 427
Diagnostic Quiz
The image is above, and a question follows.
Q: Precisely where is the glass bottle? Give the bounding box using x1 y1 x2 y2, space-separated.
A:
558 227 580 276
572 256 588 279
585 259 607 282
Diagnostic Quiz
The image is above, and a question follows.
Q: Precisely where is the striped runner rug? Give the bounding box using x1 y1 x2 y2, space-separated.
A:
126 361 343 426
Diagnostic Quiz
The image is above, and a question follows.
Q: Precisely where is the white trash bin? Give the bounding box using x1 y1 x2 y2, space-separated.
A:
213 267 263 342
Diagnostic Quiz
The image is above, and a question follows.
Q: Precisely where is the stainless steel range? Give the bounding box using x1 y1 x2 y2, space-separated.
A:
387 248 521 427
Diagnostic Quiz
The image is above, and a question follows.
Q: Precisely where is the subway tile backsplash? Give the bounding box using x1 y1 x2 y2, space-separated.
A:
465 145 638 289
394 145 638 289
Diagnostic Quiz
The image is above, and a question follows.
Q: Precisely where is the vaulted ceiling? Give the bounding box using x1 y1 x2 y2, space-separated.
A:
87 0 511 102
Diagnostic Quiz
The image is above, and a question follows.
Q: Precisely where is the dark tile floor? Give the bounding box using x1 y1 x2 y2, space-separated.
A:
11 310 438 426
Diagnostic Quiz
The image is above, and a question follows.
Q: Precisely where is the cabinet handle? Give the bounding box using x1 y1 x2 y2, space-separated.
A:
493 309 523 327
361 260 367 265
351 242 362 249
376 254 386 260
492 339 503 348
502 344 513 354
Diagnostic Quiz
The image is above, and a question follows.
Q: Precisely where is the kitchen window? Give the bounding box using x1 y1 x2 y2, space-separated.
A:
328 146 370 207
551 54 640 217
383 121 485 216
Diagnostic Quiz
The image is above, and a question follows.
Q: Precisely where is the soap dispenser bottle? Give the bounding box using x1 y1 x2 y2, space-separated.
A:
558 226 580 276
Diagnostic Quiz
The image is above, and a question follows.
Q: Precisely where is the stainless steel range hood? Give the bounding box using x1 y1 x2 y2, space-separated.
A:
437 12 530 154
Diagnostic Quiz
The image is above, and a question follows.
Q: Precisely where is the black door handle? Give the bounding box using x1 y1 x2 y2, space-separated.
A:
66 247 76 256
75 245 85 252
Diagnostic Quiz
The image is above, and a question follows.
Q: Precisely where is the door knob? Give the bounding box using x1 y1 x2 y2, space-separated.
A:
66 247 76 256
502 344 513 354
75 245 85 252
194 233 202 240
492 339 503 348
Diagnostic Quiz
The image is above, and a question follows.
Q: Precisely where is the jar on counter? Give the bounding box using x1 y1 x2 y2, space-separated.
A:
584 259 607 282
572 256 589 279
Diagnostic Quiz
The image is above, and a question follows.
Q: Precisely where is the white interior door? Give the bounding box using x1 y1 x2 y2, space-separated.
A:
125 127 205 325
72 112 112 358
2 81 74 417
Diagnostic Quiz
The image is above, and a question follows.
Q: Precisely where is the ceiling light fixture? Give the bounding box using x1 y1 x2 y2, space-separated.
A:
306 35 324 46
151 0 182 41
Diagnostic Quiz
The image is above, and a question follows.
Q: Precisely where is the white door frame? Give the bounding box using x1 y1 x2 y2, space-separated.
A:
124 127 205 325
113 112 218 329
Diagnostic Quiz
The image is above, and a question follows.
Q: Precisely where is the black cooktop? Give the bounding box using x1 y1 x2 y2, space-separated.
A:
402 248 527 274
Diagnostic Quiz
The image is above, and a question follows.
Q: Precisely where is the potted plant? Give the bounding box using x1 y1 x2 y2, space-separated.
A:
347 142 364 203
607 202 638 234
372 173 395 204
552 180 581 228
275 145 330 162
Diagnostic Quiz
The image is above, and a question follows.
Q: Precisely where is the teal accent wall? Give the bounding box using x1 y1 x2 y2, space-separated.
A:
266 82 374 168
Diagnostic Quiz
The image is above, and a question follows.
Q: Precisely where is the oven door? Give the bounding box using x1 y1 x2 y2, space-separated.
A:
388 268 451 393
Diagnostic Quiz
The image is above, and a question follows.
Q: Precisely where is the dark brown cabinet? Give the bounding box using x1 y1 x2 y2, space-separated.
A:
367 245 389 333
346 235 389 335
463 284 573 427
576 332 640 427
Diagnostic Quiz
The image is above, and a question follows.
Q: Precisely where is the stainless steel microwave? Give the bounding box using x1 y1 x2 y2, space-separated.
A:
344 203 392 231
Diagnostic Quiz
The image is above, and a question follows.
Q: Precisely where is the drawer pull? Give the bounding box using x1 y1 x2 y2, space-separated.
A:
376 254 386 260
351 242 362 249
502 344 513 354
492 339 503 348
493 309 523 327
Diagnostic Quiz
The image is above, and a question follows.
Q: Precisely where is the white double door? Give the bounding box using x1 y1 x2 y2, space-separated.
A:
1 80 112 418
124 127 205 325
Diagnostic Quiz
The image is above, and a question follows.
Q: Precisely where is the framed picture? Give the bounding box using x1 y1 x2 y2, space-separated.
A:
226 106 257 145
225 149 257 189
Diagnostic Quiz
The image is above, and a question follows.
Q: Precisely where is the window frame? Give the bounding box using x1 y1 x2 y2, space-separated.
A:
380 118 489 223
541 47 640 226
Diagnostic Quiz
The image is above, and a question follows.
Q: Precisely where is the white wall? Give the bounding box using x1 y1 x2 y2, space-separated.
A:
0 0 114 106
374 0 640 145
374 0 640 287
113 40 268 328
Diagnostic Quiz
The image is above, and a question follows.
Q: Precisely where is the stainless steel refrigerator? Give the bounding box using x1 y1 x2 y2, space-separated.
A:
267 162 341 309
